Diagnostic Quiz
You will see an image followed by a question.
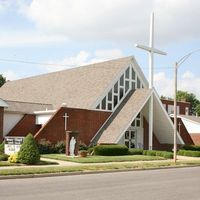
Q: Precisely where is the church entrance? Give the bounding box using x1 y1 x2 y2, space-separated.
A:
124 129 137 148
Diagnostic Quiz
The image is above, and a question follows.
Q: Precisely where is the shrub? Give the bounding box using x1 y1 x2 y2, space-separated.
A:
0 141 4 154
94 145 128 156
145 150 157 156
142 150 173 159
128 148 143 155
8 153 19 163
18 133 40 164
161 152 173 159
54 141 66 154
178 150 200 157
88 147 94 155
0 153 9 161
37 139 54 154
181 145 200 151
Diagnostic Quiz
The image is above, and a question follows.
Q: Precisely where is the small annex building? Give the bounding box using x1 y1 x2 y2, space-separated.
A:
0 56 184 150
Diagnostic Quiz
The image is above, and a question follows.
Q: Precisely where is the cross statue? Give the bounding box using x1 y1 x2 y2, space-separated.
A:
178 122 181 134
63 113 69 131
135 12 167 150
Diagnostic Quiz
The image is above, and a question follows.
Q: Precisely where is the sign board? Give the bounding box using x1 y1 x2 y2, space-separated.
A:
4 137 24 155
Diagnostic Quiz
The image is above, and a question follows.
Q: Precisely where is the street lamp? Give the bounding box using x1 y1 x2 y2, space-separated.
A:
174 49 200 163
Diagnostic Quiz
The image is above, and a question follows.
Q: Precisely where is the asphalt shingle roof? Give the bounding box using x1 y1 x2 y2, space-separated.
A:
0 56 133 109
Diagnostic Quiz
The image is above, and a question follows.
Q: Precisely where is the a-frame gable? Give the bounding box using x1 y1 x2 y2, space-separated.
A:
92 56 148 112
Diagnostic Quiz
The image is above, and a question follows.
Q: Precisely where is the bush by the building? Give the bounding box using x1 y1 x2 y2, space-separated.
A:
94 145 129 156
181 145 200 151
0 141 4 154
142 150 173 159
18 133 40 164
178 149 200 157
54 141 66 153
0 153 9 161
128 148 143 155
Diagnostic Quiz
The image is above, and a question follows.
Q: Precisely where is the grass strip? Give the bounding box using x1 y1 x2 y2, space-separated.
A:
0 160 200 176
41 154 164 163
0 160 58 167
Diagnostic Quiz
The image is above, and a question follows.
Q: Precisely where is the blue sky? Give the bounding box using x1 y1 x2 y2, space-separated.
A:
1 0 200 98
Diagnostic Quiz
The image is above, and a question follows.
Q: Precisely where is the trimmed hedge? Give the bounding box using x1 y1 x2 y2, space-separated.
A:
178 150 200 157
94 145 129 156
143 150 173 159
0 153 9 161
128 148 143 155
181 145 200 151
18 134 40 164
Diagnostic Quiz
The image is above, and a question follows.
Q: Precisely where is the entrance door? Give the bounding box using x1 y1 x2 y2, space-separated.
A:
125 129 137 148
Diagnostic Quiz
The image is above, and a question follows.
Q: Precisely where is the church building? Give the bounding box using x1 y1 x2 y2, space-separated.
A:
0 56 184 150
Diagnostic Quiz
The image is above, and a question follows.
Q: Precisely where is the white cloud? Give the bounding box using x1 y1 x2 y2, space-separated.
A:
0 31 68 47
3 70 19 81
182 70 194 79
20 0 200 45
43 49 124 72
154 71 200 99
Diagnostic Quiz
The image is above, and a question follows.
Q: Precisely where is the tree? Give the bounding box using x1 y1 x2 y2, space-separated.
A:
0 74 6 87
176 90 200 115
18 133 40 164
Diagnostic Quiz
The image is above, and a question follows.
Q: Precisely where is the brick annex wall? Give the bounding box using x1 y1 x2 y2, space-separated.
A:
161 99 191 115
143 117 174 151
0 107 4 142
8 114 41 137
190 134 200 145
171 117 194 145
35 107 111 145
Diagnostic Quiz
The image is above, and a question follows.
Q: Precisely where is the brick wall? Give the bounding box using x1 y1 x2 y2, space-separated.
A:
143 117 174 151
0 107 4 142
190 134 200 145
8 114 41 137
35 107 111 145
171 117 194 145
161 99 190 115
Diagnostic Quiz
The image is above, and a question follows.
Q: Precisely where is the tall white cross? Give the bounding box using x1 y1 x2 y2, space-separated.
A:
63 113 69 131
135 12 167 150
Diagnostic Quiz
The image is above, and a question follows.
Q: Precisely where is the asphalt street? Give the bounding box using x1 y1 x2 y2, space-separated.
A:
0 167 200 200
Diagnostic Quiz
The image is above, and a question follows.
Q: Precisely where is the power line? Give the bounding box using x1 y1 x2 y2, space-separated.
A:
0 57 174 70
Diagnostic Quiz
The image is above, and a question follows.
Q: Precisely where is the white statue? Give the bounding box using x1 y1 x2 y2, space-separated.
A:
69 137 76 157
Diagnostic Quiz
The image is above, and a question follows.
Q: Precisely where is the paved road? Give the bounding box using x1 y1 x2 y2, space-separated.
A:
0 167 200 200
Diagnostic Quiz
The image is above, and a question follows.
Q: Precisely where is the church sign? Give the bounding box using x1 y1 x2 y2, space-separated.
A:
4 137 24 155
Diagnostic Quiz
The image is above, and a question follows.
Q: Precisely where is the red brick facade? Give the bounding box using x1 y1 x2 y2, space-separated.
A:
143 117 174 151
34 107 111 145
161 99 190 115
170 117 194 145
8 114 41 137
190 134 200 145
0 107 4 142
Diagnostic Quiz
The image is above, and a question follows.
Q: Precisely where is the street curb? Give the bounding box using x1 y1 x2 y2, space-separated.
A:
0 165 200 180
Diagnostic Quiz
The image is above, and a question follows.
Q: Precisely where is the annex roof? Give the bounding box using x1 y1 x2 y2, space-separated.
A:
0 56 140 109
4 100 53 114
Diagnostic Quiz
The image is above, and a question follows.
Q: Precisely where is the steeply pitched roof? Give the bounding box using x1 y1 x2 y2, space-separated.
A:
99 89 152 143
0 56 134 109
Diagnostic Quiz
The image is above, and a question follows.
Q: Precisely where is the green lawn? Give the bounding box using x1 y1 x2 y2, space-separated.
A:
0 160 58 167
0 161 19 167
0 160 200 176
41 154 164 163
